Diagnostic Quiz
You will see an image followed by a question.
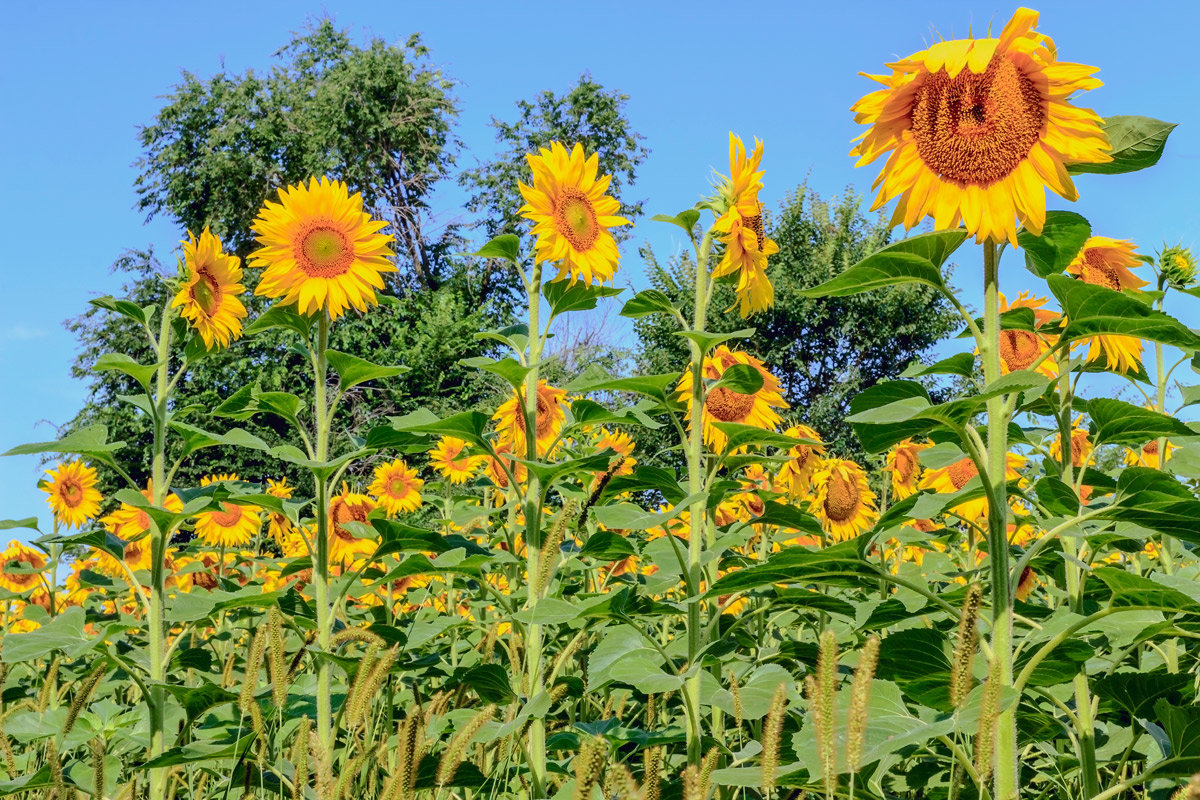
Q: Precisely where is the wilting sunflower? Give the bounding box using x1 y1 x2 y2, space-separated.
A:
101 480 184 540
1049 416 1093 470
0 541 46 593
809 459 879 540
41 460 103 528
429 436 486 484
172 228 246 349
677 346 788 453
193 474 262 549
851 8 1110 244
369 459 424 515
993 292 1060 378
519 142 629 285
776 424 827 499
328 485 377 565
886 439 930 500
712 134 779 317
250 177 396 319
1066 237 1148 374
919 452 1028 523
492 381 568 457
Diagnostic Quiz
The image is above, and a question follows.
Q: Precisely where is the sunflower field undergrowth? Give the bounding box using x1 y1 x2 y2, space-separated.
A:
4 7 1200 800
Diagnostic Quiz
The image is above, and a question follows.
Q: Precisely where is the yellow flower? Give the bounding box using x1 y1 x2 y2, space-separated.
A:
264 478 295 547
101 480 184 540
851 8 1110 244
886 439 929 500
249 177 396 319
1125 439 1175 469
172 228 246 349
328 486 377 565
592 428 637 477
0 541 46 594
994 292 1060 379
919 453 1027 523
1066 237 1148 375
712 134 779 316
41 460 103 528
193 474 262 549
1049 416 1093 470
369 459 424 515
519 142 629 285
677 346 788 453
492 381 568 458
429 436 486 484
776 424 826 500
809 459 878 540
483 442 524 497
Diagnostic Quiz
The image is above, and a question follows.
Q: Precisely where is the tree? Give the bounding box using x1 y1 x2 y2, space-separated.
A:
635 186 961 457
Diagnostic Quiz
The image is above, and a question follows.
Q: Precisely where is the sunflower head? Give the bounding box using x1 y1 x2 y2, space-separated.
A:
886 439 930 500
0 541 46 594
993 292 1060 378
851 8 1110 244
328 485 377 565
1050 416 1093 470
172 228 247 349
492 381 568 457
1066 237 1147 374
711 134 779 317
777 424 827 499
194 500 262 549
1160 244 1198 290
42 460 103 529
809 459 879 540
519 142 629 285
250 177 396 320
369 459 424 516
678 347 788 453
429 436 486 484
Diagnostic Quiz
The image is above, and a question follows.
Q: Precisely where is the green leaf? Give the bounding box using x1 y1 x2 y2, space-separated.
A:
0 519 38 532
242 303 313 338
1018 211 1090 277
608 652 683 694
169 423 270 457
651 209 701 236
620 289 681 319
391 410 491 450
1035 477 1080 516
1094 671 1191 722
1068 116 1177 176
543 279 623 317
2 424 125 464
2 607 91 662
460 664 514 702
799 229 965 298
1092 567 1199 613
89 295 153 327
1088 398 1197 447
460 356 530 391
1147 699 1200 777
706 540 876 595
578 531 637 561
1049 274 1200 352
901 352 975 378
326 349 407 392
468 233 521 262
711 363 764 395
675 328 755 355
94 353 159 391
567 371 681 400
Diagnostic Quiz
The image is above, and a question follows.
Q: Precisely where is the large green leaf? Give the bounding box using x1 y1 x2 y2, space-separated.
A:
1049 274 1200 351
2 424 124 462
1068 116 1177 176
468 233 520 262
799 229 965 298
620 289 682 319
543 279 623 317
1018 211 1090 277
1088 399 1197 447
1 607 92 662
706 540 876 595
1092 567 1200 613
326 349 407 391
94 352 159 392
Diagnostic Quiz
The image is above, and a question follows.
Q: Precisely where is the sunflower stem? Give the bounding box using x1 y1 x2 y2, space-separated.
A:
312 312 335 758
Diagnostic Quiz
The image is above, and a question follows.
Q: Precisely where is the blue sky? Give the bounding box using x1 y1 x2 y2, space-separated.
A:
2 0 1198 533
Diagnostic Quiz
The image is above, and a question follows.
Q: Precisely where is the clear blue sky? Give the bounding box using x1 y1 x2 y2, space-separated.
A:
3 0 1198 533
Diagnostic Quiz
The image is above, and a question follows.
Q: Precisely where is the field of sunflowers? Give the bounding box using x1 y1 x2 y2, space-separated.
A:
4 6 1200 800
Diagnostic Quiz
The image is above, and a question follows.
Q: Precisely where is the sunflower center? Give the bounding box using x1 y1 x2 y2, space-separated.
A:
824 473 861 523
513 395 556 438
1077 249 1123 291
742 213 766 251
947 457 979 490
999 330 1041 371
705 386 756 422
59 478 84 508
893 449 917 483
1069 431 1088 466
1144 441 1160 456
190 269 223 316
910 54 1045 187
745 494 765 516
210 503 244 528
332 499 369 541
553 188 600 251
388 478 408 497
297 223 355 278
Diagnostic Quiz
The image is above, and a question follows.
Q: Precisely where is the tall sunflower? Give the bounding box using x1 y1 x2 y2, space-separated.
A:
0 541 46 594
369 459 424 515
776 424 826 499
265 478 294 548
851 8 1110 244
1050 416 1093 470
809 459 879 540
519 142 629 285
192 474 262 549
172 228 247 349
429 436 486 484
677 346 788 453
712 134 779 317
886 439 930 500
1066 237 1148 374
493 381 568 457
993 292 1060 378
328 485 377 565
41 460 103 529
101 480 184 541
919 453 1027 523
250 177 396 319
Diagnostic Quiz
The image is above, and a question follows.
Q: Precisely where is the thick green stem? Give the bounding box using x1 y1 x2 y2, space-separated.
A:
147 305 173 800
980 243 1018 800
312 313 334 756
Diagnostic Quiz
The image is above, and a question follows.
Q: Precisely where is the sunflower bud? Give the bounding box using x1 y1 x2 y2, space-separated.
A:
1161 245 1198 290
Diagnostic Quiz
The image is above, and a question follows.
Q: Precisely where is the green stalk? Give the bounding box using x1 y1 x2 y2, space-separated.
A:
1153 280 1179 672
312 313 335 755
979 242 1017 800
521 261 547 797
147 303 173 800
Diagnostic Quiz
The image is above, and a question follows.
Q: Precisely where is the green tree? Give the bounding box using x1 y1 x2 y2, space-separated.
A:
635 186 960 457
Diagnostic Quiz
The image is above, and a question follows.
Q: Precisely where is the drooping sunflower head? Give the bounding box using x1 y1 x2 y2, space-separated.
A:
886 438 930 500
328 485 378 565
41 460 103 529
0 541 46 594
851 8 1110 244
429 436 486 484
809 459 879 540
519 142 629 285
1067 237 1148 375
677 346 789 453
172 228 247 349
994 292 1060 378
250 177 397 320
368 459 424 516
492 381 568 457
712 134 779 318
266 478 294 499
777 424 827 499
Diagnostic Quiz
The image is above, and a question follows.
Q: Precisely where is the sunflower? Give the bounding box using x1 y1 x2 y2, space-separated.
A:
192 474 262 549
809 460 878 540
249 177 396 319
1066 237 1148 374
264 478 295 547
492 381 568 457
429 436 486 484
369 459 424 515
851 8 1110 244
483 442 524 498
712 134 779 317
886 439 930 500
101 480 184 540
776 424 826 499
592 428 637 476
172 228 246 349
0 541 46 593
41 460 103 528
677 346 788 453
1049 416 1093 470
919 452 1027 523
519 142 629 285
328 485 377 565
1125 439 1175 469
992 292 1060 378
